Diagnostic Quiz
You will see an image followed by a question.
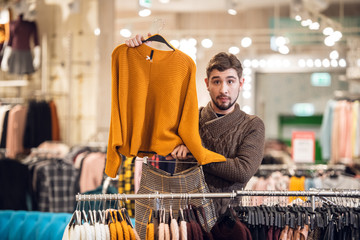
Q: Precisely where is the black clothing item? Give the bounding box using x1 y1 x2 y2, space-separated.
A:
23 101 52 148
0 158 32 210
0 110 9 148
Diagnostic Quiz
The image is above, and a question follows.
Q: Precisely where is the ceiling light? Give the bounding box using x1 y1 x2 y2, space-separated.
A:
120 28 131 38
201 38 213 48
241 37 252 48
242 105 251 114
159 0 170 3
251 59 259 68
244 75 252 83
295 15 302 21
329 50 339 59
243 59 251 68
314 59 322 67
138 8 151 17
242 91 251 99
298 59 306 67
259 59 267 68
228 8 237 15
331 59 338 67
301 19 312 27
243 68 252 75
324 36 335 47
309 22 320 30
338 59 346 67
279 45 290 55
243 83 252 91
94 28 101 36
323 27 333 35
322 58 330 67
170 40 180 48
188 38 197 46
332 31 342 41
275 36 286 47
229 46 240 55
283 59 291 67
306 59 314 67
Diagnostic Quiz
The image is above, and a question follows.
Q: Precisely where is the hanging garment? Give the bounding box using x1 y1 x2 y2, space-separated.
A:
0 159 32 210
49 100 61 141
135 163 217 240
5 104 27 159
210 208 252 240
106 39 225 177
79 151 106 193
118 156 135 217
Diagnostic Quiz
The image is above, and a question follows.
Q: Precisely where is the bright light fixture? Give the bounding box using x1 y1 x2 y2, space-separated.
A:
279 45 289 54
138 8 151 17
229 46 240 55
120 28 131 38
339 59 346 67
170 40 180 48
329 50 339 60
228 8 237 15
94 28 101 36
241 37 252 48
201 38 213 48
323 27 333 35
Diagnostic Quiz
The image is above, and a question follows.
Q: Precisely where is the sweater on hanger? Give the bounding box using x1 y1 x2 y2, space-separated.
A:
105 43 225 177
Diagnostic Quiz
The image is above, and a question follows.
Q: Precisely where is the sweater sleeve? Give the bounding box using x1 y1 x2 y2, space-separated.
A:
203 117 265 183
177 59 226 165
105 47 123 177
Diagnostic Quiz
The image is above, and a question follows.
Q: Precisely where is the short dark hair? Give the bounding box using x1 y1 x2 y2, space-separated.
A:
206 52 243 79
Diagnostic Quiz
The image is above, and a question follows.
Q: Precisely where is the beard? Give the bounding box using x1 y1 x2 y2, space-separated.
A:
211 94 239 111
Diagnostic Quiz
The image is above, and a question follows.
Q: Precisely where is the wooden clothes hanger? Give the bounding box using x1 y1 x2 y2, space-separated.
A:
142 34 175 51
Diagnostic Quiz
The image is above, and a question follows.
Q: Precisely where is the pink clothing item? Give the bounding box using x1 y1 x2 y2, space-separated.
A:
331 102 340 163
79 152 106 193
134 157 143 194
6 105 27 159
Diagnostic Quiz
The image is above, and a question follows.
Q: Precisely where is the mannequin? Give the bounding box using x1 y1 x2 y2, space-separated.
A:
1 13 40 75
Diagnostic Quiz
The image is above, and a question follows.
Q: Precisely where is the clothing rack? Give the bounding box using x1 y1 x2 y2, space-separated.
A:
76 189 360 211
257 164 346 171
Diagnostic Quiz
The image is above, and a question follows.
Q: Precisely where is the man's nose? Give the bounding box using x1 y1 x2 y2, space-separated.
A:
220 83 228 94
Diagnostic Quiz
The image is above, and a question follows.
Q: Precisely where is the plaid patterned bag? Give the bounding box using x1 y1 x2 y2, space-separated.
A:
135 163 217 239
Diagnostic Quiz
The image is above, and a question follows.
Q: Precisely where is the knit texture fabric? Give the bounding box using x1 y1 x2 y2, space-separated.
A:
106 40 225 177
176 103 265 214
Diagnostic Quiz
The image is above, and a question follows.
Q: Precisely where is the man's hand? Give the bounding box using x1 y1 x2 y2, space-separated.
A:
166 144 191 160
125 33 152 47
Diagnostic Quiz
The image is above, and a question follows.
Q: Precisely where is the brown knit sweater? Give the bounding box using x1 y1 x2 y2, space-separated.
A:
176 102 265 193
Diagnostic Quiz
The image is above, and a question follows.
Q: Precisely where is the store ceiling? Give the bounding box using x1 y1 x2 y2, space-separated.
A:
116 0 359 13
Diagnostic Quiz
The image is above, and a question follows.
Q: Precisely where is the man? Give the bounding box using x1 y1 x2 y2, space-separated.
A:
126 34 265 214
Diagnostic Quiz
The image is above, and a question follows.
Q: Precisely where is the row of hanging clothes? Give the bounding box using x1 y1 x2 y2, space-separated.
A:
320 97 360 165
63 190 360 240
0 98 60 159
0 140 109 212
62 199 139 240
244 164 360 206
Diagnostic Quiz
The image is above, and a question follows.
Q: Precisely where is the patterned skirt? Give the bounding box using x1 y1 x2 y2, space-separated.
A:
135 163 217 239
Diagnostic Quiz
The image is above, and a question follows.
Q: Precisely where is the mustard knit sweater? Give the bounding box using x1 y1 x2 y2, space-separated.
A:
105 41 225 177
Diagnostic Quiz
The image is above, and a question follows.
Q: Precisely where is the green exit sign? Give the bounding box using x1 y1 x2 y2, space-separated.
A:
311 73 331 87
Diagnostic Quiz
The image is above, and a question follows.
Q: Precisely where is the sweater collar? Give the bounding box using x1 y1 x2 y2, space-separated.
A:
200 102 246 137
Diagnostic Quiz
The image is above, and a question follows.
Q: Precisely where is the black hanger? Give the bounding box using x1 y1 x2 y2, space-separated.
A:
142 34 175 51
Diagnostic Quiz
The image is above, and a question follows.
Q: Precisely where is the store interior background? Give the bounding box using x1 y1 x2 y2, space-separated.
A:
1 0 360 163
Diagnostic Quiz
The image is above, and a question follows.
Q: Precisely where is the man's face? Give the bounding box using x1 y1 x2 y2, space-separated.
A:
205 68 244 114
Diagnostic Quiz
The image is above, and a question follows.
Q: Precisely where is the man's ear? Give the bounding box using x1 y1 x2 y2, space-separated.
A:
239 77 245 87
205 78 209 89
